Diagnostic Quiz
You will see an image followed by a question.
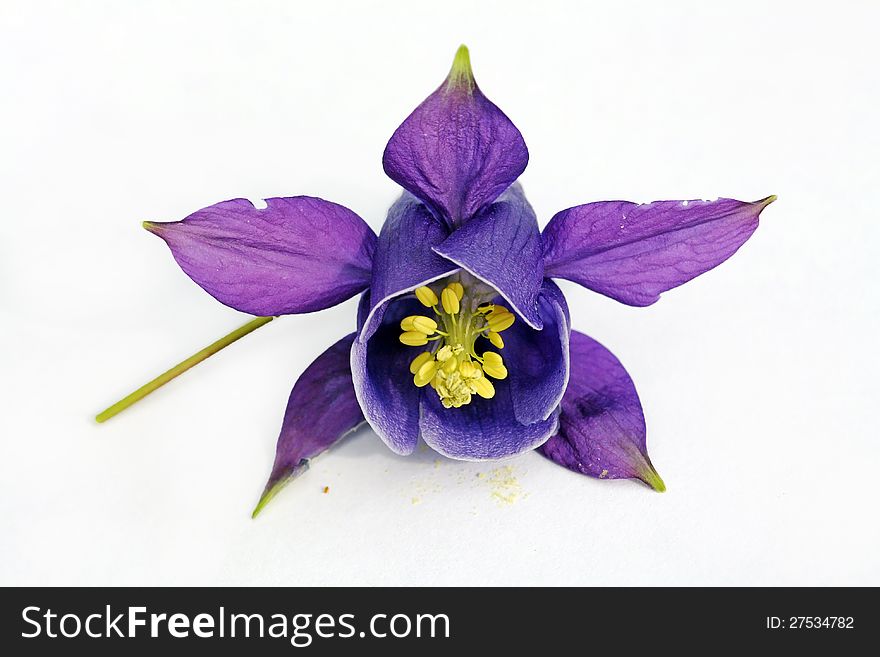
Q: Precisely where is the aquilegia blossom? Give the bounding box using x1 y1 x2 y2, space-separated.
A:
102 46 774 515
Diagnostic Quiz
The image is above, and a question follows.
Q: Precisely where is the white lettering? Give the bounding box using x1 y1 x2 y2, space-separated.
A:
167 613 190 638
21 606 41 638
128 606 146 637
192 613 214 638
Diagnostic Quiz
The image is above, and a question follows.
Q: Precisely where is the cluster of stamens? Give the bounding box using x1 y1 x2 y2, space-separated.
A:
398 279 515 409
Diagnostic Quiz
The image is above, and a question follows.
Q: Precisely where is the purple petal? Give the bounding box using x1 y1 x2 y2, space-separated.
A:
501 280 570 425
253 333 364 516
145 196 376 316
419 380 560 461
382 46 528 226
538 331 665 491
360 192 457 342
542 196 776 306
433 183 545 329
351 294 422 456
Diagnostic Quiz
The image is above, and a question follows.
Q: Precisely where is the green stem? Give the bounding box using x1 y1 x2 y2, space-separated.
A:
95 316 275 423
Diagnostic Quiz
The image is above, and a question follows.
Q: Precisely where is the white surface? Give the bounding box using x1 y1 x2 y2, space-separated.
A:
2 0 878 586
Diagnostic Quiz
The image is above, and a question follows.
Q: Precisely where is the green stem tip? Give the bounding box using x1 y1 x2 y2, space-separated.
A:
251 468 304 519
95 315 275 423
446 44 475 92
640 463 666 492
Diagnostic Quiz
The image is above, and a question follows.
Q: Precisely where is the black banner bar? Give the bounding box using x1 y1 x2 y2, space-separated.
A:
1 587 874 654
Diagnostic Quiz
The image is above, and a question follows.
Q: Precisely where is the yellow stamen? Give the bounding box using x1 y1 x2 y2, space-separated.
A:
441 286 460 315
481 352 507 379
482 363 508 380
400 331 429 346
398 276 517 409
471 376 495 399
486 310 515 332
415 286 438 307
409 351 434 374
400 315 437 334
414 360 439 387
412 316 438 334
459 360 479 378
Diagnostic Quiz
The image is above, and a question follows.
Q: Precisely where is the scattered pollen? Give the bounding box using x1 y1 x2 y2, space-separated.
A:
486 465 523 505
322 486 330 494
599 469 608 479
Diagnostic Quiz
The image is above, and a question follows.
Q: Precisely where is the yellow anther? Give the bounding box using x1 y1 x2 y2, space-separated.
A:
487 331 504 349
409 351 434 374
481 352 507 379
400 331 429 346
486 310 515 332
471 376 495 399
399 315 437 334
413 316 438 334
482 363 508 380
402 277 516 408
414 360 439 387
415 286 438 307
441 286 460 315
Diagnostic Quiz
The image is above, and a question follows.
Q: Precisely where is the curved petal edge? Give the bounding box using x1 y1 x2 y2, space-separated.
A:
382 46 529 226
253 333 365 517
433 183 545 329
145 196 376 316
538 330 665 491
352 294 423 456
419 381 560 461
361 192 457 343
542 196 775 306
503 280 570 425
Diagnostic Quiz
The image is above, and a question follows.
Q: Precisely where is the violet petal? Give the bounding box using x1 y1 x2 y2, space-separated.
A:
419 380 559 461
360 192 457 342
501 280 570 425
538 330 665 491
542 196 775 306
145 196 376 316
351 294 423 456
433 183 545 329
382 46 528 227
253 333 365 516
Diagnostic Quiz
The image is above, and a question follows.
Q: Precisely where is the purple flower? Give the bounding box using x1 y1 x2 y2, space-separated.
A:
130 46 774 513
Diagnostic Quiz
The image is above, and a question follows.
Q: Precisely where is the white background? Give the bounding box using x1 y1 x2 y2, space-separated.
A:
2 0 878 586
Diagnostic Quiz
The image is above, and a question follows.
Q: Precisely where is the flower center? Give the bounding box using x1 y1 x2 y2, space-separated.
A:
398 276 514 408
